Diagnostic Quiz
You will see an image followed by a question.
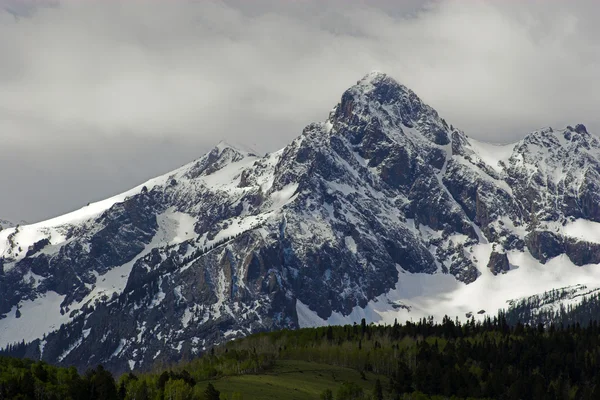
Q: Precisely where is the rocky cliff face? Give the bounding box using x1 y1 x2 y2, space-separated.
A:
3 72 600 374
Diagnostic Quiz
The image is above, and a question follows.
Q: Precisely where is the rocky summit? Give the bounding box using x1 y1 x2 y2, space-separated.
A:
2 72 600 374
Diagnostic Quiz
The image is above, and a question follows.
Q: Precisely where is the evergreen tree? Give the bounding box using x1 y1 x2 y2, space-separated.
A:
336 382 363 400
87 365 119 400
373 379 383 400
204 383 220 400
320 388 334 400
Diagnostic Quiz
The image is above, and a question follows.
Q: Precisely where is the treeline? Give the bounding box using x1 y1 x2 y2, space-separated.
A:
225 315 600 399
0 347 273 400
6 315 600 398
0 357 119 400
504 286 600 328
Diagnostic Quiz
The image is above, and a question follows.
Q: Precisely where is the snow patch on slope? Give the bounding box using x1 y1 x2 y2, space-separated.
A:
543 219 600 243
0 210 197 347
297 251 600 328
0 291 68 348
0 162 197 263
468 139 514 173
76 210 196 309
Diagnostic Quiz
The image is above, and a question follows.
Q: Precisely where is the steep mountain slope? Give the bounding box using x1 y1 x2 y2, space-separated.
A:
2 72 600 373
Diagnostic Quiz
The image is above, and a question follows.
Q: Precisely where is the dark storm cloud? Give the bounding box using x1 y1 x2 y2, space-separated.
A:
0 0 599 222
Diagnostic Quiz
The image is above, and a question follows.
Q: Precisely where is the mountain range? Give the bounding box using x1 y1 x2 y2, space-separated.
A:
2 71 600 374
0 219 15 230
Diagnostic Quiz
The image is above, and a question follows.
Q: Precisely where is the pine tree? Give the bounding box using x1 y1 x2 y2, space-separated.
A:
320 388 333 400
373 379 383 400
88 365 118 400
205 383 221 400
326 326 333 342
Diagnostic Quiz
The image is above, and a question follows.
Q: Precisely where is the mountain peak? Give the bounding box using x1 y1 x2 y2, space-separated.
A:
353 70 410 95
330 71 449 145
184 140 257 180
573 124 588 135
520 123 596 150
358 70 388 83
214 140 257 156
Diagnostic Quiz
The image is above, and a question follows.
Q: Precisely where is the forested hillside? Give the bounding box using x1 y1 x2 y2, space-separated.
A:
3 315 600 399
504 285 600 328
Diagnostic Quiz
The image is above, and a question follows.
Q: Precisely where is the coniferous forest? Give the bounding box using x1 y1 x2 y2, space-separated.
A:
3 313 600 399
503 286 600 328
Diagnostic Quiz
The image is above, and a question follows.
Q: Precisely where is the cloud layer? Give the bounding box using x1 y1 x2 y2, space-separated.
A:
1 0 599 222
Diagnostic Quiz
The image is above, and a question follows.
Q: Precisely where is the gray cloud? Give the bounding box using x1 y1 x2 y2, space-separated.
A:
0 0 599 222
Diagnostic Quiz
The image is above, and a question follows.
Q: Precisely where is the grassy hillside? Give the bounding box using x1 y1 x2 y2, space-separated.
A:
194 360 382 400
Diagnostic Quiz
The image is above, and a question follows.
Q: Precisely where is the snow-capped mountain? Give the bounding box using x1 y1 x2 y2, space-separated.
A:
3 71 600 373
0 219 14 230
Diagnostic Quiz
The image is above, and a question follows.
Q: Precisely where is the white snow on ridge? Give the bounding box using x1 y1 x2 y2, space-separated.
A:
200 156 258 190
0 210 198 348
0 164 174 262
542 219 600 243
197 181 299 249
75 210 197 311
468 139 515 173
297 251 600 329
205 213 274 248
0 143 256 263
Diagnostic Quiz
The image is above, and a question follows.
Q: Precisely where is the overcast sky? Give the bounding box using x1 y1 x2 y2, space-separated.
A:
1 0 599 223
